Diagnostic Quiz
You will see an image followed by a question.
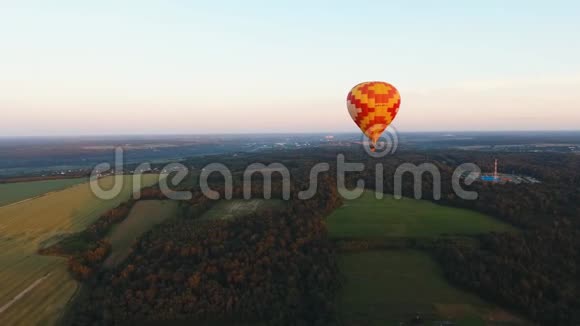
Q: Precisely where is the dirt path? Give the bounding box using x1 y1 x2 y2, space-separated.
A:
0 273 51 315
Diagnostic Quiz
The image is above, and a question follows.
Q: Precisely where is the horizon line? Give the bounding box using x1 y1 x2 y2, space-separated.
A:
2 129 580 138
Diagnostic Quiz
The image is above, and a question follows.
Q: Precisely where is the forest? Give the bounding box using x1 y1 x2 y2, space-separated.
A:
45 147 580 325
61 170 343 325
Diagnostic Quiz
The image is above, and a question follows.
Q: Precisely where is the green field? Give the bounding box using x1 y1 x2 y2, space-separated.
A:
0 175 159 325
199 199 285 221
0 178 87 207
338 250 524 325
327 191 515 239
330 191 524 324
104 200 180 268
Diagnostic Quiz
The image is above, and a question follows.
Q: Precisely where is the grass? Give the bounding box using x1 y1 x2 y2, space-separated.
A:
0 178 87 207
338 250 523 325
332 191 525 324
327 190 515 239
199 199 286 221
104 200 180 268
0 175 159 326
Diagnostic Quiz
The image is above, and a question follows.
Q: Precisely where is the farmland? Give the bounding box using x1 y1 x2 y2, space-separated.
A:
327 190 515 239
338 250 524 325
0 175 159 325
104 200 180 268
0 178 87 207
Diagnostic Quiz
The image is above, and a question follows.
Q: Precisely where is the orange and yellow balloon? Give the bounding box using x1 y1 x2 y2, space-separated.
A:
346 81 401 150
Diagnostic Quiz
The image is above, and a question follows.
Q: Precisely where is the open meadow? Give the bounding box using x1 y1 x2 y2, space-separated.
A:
199 199 286 221
327 190 515 239
0 178 87 207
104 200 180 268
0 175 159 325
329 191 524 324
338 250 524 325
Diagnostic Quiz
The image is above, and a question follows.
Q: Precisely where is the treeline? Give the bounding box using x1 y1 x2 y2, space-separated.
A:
434 228 580 325
40 182 177 280
68 240 112 280
39 201 136 280
329 149 580 229
65 173 343 325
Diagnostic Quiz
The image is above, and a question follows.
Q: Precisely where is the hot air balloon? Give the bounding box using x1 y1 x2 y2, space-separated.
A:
346 81 401 151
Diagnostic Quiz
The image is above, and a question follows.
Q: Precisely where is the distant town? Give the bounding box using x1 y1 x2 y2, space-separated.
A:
1 131 579 180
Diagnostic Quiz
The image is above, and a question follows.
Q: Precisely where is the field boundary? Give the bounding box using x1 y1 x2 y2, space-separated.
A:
0 180 88 209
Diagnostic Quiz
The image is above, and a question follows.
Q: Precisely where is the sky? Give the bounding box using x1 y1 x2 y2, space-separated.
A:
1 0 579 136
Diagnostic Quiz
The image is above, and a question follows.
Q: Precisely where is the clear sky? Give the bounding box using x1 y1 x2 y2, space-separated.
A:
1 0 579 136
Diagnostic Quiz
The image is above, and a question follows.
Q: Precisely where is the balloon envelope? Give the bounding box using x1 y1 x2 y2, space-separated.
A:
346 81 401 146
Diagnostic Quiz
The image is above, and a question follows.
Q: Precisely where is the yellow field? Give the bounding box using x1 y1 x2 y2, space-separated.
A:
0 175 159 325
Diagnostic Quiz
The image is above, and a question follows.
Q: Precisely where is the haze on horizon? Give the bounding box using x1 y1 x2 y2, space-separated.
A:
1 1 579 136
